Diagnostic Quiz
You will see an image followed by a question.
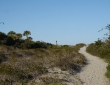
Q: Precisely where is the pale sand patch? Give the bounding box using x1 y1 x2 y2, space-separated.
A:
77 46 109 85
34 67 83 85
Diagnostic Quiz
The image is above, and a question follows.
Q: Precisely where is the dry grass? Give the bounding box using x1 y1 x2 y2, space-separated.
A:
0 43 86 84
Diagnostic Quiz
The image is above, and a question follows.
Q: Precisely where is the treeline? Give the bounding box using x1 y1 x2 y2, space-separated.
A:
0 30 52 49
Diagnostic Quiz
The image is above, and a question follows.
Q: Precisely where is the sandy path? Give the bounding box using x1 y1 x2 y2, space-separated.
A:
77 46 109 85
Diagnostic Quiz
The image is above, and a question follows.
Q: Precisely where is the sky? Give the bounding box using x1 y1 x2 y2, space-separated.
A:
0 0 110 45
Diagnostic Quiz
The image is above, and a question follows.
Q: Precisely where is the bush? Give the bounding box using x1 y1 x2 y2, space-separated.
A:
87 41 110 80
0 43 86 84
106 65 110 79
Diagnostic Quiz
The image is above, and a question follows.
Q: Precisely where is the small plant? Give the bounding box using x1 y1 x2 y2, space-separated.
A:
106 65 110 78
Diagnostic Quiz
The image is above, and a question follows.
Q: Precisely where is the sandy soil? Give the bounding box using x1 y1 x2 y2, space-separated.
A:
77 46 109 85
34 67 83 85
29 46 109 85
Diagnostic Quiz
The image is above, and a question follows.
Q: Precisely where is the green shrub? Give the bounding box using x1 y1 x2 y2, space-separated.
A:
0 43 86 84
87 42 110 80
106 65 110 79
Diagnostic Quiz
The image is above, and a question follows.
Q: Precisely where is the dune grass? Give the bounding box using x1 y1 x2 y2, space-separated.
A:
0 43 86 84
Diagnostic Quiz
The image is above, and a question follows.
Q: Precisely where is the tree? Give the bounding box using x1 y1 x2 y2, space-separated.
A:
7 31 16 40
16 33 22 40
6 31 17 46
98 24 110 41
23 37 33 48
14 33 23 48
0 32 7 45
27 37 33 42
23 30 31 39
0 32 7 40
106 24 110 40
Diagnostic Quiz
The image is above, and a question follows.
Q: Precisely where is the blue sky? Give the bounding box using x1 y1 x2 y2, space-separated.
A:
0 0 110 45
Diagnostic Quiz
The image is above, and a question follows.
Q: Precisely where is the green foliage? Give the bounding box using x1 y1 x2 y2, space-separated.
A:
74 43 86 52
106 65 110 79
6 36 16 46
0 32 7 40
95 39 102 47
7 31 17 40
16 33 22 40
0 32 7 45
0 43 86 84
23 30 31 39
0 30 86 84
0 31 53 49
87 24 110 80
87 43 110 79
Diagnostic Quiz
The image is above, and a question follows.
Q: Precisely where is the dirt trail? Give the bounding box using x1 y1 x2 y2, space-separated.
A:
77 46 109 85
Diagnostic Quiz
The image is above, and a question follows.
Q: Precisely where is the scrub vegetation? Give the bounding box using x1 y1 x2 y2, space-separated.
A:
0 30 86 85
87 24 110 80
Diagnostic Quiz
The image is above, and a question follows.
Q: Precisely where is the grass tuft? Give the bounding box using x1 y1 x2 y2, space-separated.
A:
0 43 86 84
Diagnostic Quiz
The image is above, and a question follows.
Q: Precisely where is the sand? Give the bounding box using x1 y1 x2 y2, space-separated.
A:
29 46 109 85
77 46 109 85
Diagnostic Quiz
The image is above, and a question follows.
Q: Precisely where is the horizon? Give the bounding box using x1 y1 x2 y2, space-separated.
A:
0 0 110 45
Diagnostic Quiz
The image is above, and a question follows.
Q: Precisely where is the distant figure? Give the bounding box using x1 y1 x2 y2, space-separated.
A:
56 41 58 45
